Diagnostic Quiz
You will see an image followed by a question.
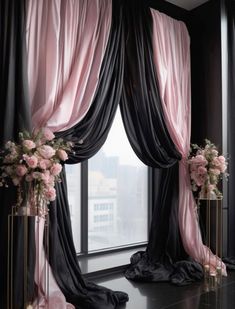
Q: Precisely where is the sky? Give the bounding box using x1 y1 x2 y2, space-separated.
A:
102 108 143 167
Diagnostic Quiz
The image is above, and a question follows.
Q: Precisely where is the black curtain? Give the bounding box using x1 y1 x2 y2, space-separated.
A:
48 1 128 308
0 1 35 308
120 0 203 285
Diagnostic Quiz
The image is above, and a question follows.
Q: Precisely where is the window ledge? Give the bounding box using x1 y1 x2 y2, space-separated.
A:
78 246 146 280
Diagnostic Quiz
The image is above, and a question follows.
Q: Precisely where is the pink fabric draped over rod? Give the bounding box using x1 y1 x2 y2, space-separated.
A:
26 1 112 307
151 8 226 275
26 0 112 132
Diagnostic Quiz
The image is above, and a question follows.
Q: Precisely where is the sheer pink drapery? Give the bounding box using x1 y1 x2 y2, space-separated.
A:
26 1 112 307
26 0 112 132
34 218 75 308
151 8 226 275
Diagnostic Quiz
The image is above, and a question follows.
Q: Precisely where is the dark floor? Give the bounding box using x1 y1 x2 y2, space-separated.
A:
94 271 235 309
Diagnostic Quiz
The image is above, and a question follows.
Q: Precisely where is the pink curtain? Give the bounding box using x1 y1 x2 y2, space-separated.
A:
34 218 75 308
151 8 226 275
26 1 112 307
26 0 112 132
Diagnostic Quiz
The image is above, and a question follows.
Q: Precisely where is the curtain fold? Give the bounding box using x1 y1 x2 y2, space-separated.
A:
151 8 226 275
26 0 112 132
120 1 203 285
27 0 128 308
0 1 34 308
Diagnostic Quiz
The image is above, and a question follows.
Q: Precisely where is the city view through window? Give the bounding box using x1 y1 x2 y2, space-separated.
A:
66 107 148 252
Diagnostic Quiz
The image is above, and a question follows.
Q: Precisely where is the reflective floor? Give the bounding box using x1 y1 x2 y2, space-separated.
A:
94 271 235 309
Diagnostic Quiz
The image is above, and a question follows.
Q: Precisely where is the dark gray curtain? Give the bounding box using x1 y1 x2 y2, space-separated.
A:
0 1 34 308
120 0 203 285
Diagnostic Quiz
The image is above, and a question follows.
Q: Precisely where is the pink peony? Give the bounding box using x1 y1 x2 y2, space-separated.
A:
57 149 68 161
38 145 55 159
191 171 207 187
16 164 28 177
197 166 207 175
208 184 215 192
42 128 55 141
38 159 51 170
212 157 221 167
50 163 62 176
220 164 227 173
218 156 226 164
24 155 38 168
44 187 56 201
22 140 36 150
189 155 208 166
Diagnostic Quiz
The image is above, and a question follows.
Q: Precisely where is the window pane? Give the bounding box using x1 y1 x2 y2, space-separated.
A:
66 164 81 252
88 108 148 251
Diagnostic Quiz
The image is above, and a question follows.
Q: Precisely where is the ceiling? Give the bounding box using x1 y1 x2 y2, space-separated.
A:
166 0 209 10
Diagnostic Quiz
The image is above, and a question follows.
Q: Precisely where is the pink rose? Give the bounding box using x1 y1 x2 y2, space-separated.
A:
22 140 36 150
210 168 220 176
218 156 226 163
208 184 215 192
41 171 50 184
189 155 208 166
38 159 51 170
42 128 55 141
197 166 207 175
16 165 28 177
191 171 207 187
44 187 56 201
24 155 38 168
49 175 55 186
57 149 68 161
50 163 62 176
212 157 222 167
38 145 55 159
220 164 227 173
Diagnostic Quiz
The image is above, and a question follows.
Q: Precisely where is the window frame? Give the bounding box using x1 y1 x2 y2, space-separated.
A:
76 160 153 258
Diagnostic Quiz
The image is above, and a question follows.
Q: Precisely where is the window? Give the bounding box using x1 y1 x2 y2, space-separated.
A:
66 107 149 255
66 164 81 252
88 108 148 251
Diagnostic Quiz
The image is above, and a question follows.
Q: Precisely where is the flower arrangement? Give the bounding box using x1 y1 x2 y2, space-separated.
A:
188 139 228 198
0 128 72 211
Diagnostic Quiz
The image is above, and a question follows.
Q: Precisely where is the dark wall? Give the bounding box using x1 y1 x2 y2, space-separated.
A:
227 0 235 256
188 1 222 148
144 0 188 21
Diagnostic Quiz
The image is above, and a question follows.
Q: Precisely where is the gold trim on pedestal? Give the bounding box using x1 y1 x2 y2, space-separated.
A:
7 203 50 309
196 196 223 292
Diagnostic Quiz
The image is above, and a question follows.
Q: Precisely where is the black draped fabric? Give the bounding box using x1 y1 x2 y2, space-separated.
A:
120 1 203 285
0 1 35 308
48 1 128 308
